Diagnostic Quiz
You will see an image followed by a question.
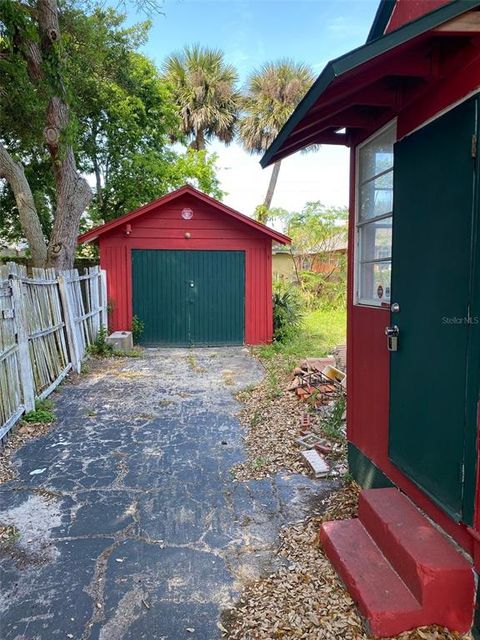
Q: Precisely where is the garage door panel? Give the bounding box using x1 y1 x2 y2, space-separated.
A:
132 250 245 346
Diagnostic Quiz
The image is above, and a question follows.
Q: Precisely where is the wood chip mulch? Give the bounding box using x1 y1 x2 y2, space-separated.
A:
224 482 472 640
232 382 308 481
232 376 345 482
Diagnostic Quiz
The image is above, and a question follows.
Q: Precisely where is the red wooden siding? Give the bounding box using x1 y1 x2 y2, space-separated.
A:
385 0 451 33
347 62 480 555
98 193 274 344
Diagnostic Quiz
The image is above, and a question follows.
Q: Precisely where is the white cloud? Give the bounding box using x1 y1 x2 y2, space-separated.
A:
209 140 350 216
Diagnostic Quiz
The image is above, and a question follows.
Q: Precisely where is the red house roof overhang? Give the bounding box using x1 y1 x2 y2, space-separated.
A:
261 0 480 167
78 185 291 245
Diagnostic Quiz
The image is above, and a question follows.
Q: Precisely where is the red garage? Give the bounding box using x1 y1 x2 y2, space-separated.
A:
78 185 290 346
263 0 480 636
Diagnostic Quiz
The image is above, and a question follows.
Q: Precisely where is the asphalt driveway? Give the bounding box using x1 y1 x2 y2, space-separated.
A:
0 348 332 640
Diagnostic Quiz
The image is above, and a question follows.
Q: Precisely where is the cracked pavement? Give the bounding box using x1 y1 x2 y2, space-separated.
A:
0 348 337 640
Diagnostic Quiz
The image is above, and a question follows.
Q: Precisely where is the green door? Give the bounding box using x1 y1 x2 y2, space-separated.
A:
388 95 479 522
132 250 245 346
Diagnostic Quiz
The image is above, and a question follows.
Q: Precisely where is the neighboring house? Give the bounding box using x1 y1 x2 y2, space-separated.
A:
263 0 480 637
272 235 347 280
78 185 290 346
0 242 27 260
272 246 294 279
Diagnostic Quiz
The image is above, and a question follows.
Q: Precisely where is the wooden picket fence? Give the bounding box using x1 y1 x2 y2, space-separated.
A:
0 263 107 440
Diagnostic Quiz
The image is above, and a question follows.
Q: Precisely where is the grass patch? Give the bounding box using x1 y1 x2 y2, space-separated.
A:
112 348 142 358
23 399 55 424
254 307 346 386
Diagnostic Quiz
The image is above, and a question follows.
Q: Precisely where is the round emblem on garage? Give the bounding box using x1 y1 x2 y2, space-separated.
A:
181 207 193 220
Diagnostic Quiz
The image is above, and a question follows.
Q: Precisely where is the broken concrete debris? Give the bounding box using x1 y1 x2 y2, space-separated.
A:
288 352 347 478
301 449 330 478
288 356 347 405
295 432 325 448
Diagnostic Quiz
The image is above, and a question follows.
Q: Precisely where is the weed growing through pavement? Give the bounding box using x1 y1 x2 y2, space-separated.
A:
23 399 56 424
253 456 266 470
0 524 20 546
87 326 113 357
112 348 142 357
186 355 206 373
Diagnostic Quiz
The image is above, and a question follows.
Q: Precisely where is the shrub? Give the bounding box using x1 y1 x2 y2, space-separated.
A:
131 315 144 341
272 282 303 342
299 266 347 311
23 399 56 424
88 326 113 357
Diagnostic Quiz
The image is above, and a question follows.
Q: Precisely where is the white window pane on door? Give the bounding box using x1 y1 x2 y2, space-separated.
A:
359 170 393 221
359 127 395 184
359 217 392 262
360 261 391 304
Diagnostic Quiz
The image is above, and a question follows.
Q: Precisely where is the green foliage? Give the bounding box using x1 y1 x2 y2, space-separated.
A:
163 44 240 150
299 263 347 310
23 399 56 424
112 348 142 358
273 201 348 310
0 6 223 245
88 326 113 357
239 60 314 154
321 395 346 441
131 315 145 340
0 524 20 546
253 456 267 470
256 307 346 377
272 281 304 343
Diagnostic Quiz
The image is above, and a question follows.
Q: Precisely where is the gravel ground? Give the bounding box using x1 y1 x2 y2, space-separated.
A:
225 483 473 640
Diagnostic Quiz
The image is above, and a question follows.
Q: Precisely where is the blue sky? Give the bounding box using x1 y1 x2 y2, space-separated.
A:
135 0 379 82
122 0 381 215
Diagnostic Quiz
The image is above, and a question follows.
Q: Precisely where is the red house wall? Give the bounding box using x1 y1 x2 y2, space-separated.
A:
347 63 480 555
99 193 273 345
385 0 451 33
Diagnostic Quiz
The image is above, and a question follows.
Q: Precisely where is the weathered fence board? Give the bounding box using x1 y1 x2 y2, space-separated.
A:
0 263 107 440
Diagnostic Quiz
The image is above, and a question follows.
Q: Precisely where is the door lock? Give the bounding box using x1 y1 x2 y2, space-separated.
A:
385 325 399 352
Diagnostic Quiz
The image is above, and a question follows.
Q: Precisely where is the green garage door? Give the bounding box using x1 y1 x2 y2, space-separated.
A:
132 249 245 346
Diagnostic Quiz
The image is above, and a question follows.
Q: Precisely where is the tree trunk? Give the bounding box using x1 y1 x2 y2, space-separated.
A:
289 246 302 286
0 142 48 267
263 160 281 210
36 0 92 269
190 129 206 151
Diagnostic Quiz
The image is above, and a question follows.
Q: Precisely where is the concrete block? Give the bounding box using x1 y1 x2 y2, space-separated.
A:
106 331 133 350
301 449 329 478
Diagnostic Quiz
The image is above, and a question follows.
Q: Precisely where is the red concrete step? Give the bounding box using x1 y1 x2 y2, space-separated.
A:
320 519 424 637
359 488 474 632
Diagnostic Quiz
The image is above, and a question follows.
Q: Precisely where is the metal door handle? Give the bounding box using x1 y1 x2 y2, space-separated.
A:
385 325 399 351
385 325 399 337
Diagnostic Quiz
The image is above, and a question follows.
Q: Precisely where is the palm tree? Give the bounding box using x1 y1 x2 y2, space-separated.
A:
239 60 314 222
163 45 240 151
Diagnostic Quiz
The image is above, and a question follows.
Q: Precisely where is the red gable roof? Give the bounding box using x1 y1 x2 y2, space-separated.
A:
78 185 291 245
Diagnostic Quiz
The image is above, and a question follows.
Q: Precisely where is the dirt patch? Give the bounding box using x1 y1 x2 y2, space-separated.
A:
224 483 472 640
0 421 55 484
